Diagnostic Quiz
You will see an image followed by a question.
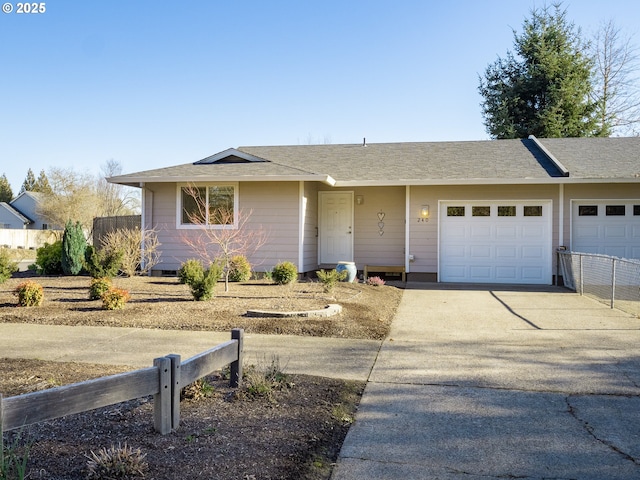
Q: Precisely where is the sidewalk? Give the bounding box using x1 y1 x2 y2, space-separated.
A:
330 283 640 479
0 323 381 382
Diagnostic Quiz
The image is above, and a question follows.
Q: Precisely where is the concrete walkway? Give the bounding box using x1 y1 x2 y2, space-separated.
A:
331 283 640 479
0 324 380 382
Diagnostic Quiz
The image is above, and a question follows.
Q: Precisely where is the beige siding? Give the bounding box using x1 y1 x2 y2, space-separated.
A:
145 181 300 272
408 184 560 274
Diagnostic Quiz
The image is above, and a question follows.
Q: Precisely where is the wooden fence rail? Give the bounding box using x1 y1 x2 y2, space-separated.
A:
1 329 243 437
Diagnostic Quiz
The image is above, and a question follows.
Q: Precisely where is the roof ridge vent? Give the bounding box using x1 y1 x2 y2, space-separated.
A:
528 135 570 177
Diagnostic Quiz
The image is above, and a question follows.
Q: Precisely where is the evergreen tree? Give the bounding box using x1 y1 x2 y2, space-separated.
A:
479 3 602 138
61 220 87 275
20 168 37 194
0 174 13 203
33 169 53 194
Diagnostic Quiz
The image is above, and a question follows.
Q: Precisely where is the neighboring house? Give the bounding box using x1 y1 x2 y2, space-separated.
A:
0 202 32 229
2 191 52 230
108 136 640 285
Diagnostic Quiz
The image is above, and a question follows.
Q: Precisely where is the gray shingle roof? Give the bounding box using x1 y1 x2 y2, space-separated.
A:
108 137 640 187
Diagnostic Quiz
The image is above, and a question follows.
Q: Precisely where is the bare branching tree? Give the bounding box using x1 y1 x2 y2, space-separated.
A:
591 20 640 136
37 167 102 231
98 159 140 216
179 185 268 292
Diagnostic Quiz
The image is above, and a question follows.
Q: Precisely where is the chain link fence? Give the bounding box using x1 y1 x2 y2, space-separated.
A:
558 251 640 316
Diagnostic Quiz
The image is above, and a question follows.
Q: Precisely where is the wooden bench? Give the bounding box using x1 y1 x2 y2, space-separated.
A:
363 265 406 282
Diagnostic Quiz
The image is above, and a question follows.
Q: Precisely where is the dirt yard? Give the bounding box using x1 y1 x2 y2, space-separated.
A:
0 273 403 479
0 274 403 339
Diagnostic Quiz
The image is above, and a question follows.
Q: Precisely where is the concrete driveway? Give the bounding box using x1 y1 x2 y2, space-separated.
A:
332 283 640 479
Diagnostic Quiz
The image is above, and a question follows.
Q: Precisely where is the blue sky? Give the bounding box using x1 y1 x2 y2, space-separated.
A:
1 0 639 192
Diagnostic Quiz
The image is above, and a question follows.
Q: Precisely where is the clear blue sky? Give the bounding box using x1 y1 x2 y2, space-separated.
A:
1 0 639 193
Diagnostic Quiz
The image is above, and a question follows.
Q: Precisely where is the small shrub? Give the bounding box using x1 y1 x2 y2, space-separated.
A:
316 268 347 293
181 378 215 400
0 248 19 284
366 276 386 287
86 443 148 479
35 241 63 275
243 355 292 400
228 255 252 282
101 287 130 310
89 277 113 300
179 259 223 301
271 261 298 285
84 245 123 279
177 258 204 285
14 280 44 307
190 263 223 301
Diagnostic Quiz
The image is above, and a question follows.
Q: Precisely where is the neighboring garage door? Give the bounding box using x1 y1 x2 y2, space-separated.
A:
439 201 552 284
572 200 640 259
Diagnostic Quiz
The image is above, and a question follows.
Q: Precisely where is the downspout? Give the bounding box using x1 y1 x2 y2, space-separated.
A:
405 185 411 279
557 183 564 286
298 181 305 274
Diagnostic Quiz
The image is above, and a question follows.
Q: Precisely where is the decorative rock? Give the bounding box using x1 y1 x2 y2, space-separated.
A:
246 304 342 318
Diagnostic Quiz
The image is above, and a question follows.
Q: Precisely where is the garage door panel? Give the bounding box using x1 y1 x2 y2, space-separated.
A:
470 245 491 257
495 266 517 280
470 225 491 238
443 245 466 257
522 225 545 238
522 267 544 281
496 226 517 239
469 266 492 280
496 246 516 258
522 246 543 258
440 201 552 284
604 225 627 238
572 200 640 260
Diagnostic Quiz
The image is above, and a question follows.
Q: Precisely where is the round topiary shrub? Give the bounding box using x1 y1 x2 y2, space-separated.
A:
89 277 113 300
228 255 252 282
271 261 298 285
178 259 204 285
101 287 130 310
14 280 44 307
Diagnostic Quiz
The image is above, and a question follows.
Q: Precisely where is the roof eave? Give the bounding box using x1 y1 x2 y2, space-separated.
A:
108 174 336 187
333 177 640 187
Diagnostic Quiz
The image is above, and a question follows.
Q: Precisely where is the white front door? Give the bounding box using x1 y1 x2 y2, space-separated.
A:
439 200 552 284
319 191 353 264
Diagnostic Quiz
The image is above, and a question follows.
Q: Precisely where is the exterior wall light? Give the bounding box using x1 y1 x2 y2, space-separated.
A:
356 195 364 205
420 205 430 218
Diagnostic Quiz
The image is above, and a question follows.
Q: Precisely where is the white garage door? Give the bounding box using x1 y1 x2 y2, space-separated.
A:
439 201 552 284
572 200 640 259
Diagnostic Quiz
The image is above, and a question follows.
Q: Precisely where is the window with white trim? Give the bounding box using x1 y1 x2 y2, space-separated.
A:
177 183 237 228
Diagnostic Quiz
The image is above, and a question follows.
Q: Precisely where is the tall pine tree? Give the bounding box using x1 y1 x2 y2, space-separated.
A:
479 3 602 139
0 174 13 202
34 169 53 194
20 168 37 194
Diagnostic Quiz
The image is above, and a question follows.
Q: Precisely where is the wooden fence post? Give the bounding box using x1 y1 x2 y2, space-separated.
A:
230 328 244 388
153 357 172 435
167 354 181 430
